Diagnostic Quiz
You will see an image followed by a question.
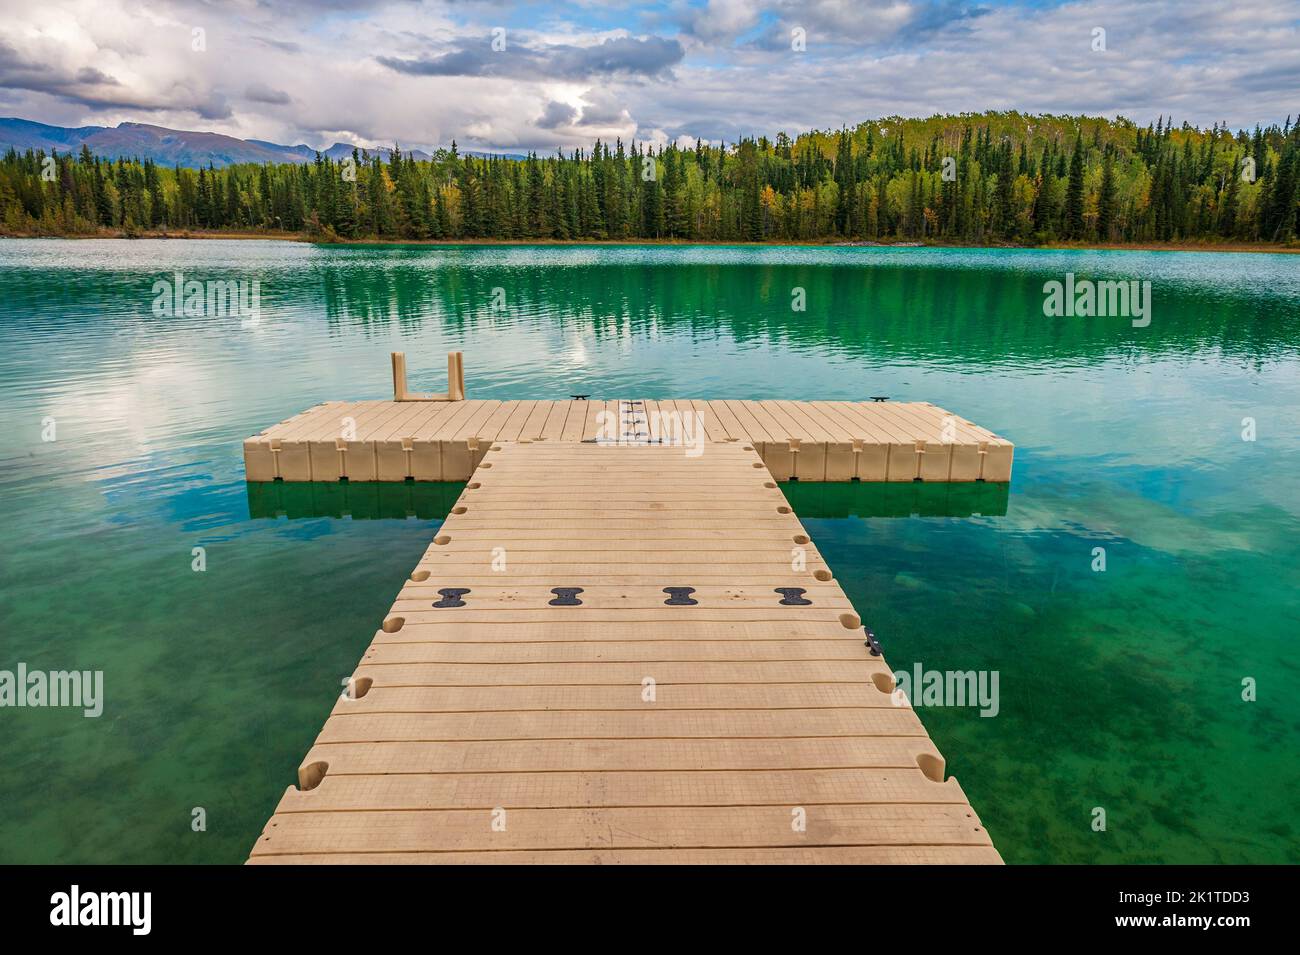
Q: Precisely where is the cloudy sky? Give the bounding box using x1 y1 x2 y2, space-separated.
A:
1 0 1297 152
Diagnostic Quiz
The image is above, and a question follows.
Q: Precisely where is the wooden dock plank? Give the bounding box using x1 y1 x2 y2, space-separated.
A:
700 399 748 442
286 735 948 773
311 708 929 742
253 804 991 855
539 400 571 441
349 660 893 684
472 399 525 444
559 400 588 442
327 682 899 712
269 768 972 811
359 641 875 665
366 621 858 642
249 846 1004 865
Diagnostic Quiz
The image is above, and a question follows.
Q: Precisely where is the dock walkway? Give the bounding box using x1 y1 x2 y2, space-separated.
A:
248 439 1001 864
243 398 1013 483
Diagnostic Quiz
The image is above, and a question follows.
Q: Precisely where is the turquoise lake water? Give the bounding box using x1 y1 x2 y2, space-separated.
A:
0 240 1297 863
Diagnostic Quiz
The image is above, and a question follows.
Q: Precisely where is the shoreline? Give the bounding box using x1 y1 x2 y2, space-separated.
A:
2 229 1296 254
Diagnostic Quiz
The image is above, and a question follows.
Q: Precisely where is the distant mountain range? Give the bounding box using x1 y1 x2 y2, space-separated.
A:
0 117 526 168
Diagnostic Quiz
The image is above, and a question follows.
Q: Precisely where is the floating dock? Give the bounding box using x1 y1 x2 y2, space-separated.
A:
247 435 1006 864
243 398 1013 483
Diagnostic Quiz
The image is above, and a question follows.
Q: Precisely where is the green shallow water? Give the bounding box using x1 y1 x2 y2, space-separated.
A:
0 240 1297 864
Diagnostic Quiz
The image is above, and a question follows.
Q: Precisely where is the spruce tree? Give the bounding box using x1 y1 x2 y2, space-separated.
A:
1065 133 1085 239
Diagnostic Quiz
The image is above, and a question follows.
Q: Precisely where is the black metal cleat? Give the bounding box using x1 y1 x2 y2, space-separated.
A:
548 587 584 606
663 587 698 606
432 588 470 608
864 628 883 656
775 587 812 605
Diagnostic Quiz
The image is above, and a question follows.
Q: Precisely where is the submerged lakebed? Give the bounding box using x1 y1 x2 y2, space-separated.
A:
0 240 1297 864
